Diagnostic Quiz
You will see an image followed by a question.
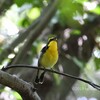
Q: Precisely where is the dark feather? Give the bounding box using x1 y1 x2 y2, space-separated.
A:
41 45 49 53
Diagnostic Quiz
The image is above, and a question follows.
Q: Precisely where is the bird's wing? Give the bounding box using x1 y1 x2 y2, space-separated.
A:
38 45 49 67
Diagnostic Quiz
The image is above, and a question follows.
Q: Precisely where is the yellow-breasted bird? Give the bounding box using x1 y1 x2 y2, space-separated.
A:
35 37 58 84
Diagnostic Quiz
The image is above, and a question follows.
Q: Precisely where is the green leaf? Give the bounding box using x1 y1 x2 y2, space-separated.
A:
71 29 81 35
27 7 40 20
94 57 100 70
14 0 45 7
74 0 88 4
13 91 22 100
18 17 30 27
90 5 100 15
58 0 84 28
14 0 33 7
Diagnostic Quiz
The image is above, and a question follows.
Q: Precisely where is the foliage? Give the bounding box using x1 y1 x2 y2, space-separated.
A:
14 0 44 7
0 0 100 100
58 0 84 27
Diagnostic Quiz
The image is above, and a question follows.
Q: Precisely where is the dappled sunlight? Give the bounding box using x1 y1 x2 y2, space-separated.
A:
0 87 18 100
8 53 15 59
1 17 19 36
77 97 97 100
0 0 100 100
84 1 98 10
93 49 100 59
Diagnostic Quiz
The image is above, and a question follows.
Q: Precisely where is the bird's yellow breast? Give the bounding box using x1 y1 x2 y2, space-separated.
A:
40 41 58 68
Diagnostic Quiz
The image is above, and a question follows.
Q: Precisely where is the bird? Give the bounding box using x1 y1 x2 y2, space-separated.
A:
35 36 58 84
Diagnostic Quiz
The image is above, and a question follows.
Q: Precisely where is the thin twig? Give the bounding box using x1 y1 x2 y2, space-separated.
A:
2 64 100 91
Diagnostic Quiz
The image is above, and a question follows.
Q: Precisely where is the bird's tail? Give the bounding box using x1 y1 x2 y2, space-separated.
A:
35 69 46 84
39 71 46 84
34 69 40 84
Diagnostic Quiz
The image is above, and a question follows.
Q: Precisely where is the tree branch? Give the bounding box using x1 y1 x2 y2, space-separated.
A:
0 0 13 15
12 0 60 64
0 16 40 63
0 69 41 100
2 64 100 91
0 0 49 62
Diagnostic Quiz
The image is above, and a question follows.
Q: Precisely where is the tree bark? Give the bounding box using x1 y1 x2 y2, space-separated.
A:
0 70 41 100
0 0 13 14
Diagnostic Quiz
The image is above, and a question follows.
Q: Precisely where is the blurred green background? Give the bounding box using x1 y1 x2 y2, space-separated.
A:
0 0 100 100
